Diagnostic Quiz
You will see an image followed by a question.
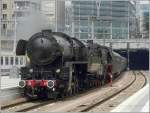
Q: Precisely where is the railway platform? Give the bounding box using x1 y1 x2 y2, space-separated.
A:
111 84 149 112
0 76 22 104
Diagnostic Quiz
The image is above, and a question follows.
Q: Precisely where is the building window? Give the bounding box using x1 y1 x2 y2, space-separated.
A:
1 69 10 73
3 4 7 10
5 57 9 65
3 24 7 29
1 40 14 51
1 57 3 65
3 14 7 20
15 57 18 65
20 57 23 65
10 57 14 65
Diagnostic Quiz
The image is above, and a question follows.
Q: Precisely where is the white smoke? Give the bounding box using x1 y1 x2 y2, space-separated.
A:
16 0 51 40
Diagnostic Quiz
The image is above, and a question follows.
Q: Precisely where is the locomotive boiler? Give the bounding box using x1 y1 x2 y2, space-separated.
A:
16 30 127 99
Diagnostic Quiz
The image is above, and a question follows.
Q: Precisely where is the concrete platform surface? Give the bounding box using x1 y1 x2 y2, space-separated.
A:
111 84 149 112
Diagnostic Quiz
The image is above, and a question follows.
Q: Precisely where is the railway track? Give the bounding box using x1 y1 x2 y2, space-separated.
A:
139 71 149 87
1 71 147 112
1 98 29 110
1 99 55 112
78 71 147 112
135 71 148 88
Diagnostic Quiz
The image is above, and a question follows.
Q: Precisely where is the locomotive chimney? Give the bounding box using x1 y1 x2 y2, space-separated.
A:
42 29 52 36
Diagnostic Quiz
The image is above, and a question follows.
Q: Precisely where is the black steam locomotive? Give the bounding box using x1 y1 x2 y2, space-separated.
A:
16 30 127 99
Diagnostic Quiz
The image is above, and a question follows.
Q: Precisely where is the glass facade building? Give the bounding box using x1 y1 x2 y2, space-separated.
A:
139 3 149 38
65 0 137 40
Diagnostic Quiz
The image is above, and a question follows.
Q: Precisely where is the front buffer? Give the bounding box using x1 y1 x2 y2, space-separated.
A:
19 80 59 99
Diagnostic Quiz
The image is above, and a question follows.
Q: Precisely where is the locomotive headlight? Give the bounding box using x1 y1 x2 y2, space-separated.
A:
56 69 60 73
29 69 33 73
47 80 55 88
52 88 55 91
19 80 26 88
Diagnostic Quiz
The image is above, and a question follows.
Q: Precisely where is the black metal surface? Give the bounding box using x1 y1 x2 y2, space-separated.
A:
16 40 27 55
72 37 87 61
26 32 61 65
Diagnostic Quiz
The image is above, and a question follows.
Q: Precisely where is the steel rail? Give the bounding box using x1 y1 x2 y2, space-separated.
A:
78 71 147 112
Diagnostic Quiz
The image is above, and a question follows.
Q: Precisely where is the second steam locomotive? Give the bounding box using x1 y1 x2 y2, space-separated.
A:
16 30 127 99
